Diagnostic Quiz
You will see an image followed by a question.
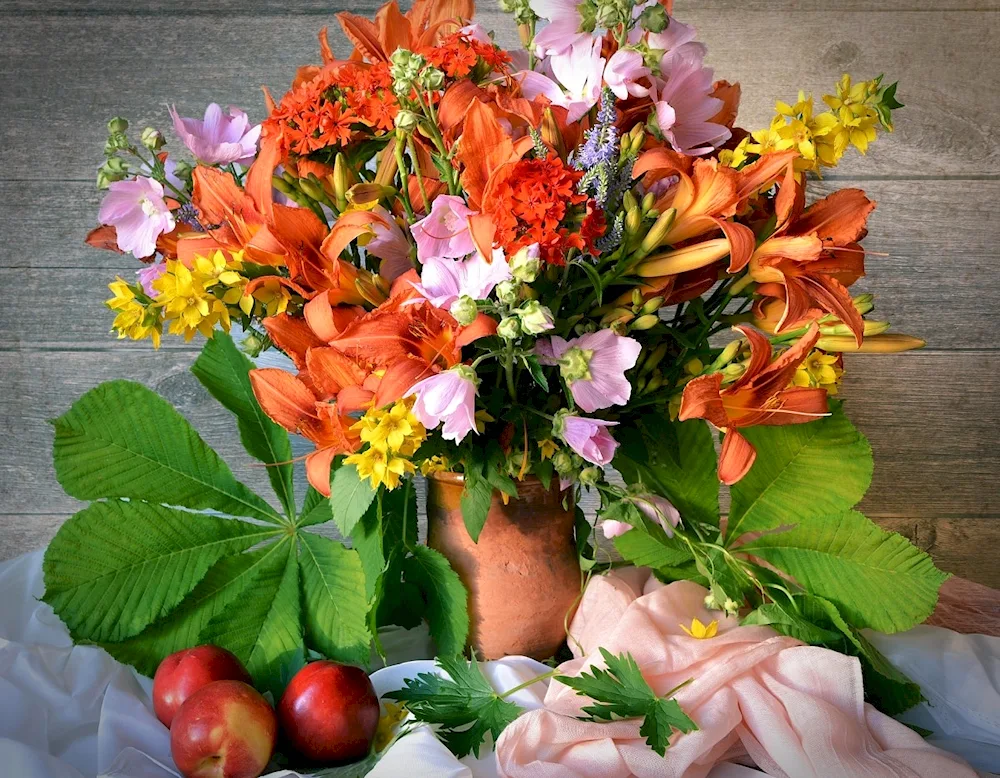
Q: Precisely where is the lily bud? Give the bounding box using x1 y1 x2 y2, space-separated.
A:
625 206 643 237
640 296 664 315
640 343 669 375
853 293 875 316
631 288 644 310
298 177 326 204
637 237 730 277
821 320 891 337
347 182 396 208
600 307 634 326
611 320 629 336
272 176 295 196
709 339 742 371
622 190 639 213
641 191 656 214
333 153 350 212
643 371 663 393
629 128 646 156
636 208 677 258
816 333 926 353
631 313 660 331
541 107 566 158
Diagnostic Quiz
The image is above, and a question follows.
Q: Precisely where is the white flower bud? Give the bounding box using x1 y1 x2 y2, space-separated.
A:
516 300 554 335
449 294 478 326
509 243 541 283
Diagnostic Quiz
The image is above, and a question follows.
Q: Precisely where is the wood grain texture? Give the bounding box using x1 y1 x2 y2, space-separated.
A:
0 0 997 585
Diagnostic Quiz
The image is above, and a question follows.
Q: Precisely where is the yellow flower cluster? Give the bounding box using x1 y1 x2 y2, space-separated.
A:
154 251 251 341
721 74 897 175
346 399 426 490
106 278 163 347
794 350 844 395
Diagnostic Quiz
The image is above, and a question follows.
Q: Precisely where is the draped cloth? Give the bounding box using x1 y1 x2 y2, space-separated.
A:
495 569 981 778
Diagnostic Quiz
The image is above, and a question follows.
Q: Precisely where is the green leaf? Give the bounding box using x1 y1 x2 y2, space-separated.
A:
741 601 843 645
191 333 295 519
460 470 493 543
385 654 522 758
299 533 371 665
403 545 469 656
42 501 276 643
104 544 286 674
609 500 691 571
852 629 924 715
52 380 282 524
614 419 719 526
298 486 333 528
521 355 549 392
726 405 872 542
575 258 605 307
742 510 949 633
559 648 697 756
575 506 596 571
329 463 376 536
351 500 387 604
200 539 305 698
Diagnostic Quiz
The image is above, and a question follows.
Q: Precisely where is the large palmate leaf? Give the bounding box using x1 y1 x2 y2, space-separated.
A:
330 463 376 536
299 533 370 665
614 418 719 526
403 545 470 656
191 332 296 518
52 380 282 524
200 539 305 698
741 510 949 633
42 500 278 643
726 405 872 542
105 543 288 674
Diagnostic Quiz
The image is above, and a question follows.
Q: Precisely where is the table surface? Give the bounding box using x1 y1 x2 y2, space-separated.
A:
0 0 997 585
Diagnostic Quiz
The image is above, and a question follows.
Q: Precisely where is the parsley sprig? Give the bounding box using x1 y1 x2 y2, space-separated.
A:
559 648 698 756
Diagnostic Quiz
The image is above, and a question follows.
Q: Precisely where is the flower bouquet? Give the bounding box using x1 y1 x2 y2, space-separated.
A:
44 0 948 764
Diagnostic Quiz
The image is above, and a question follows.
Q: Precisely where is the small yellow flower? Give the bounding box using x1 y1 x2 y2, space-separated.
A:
794 350 844 395
537 439 558 461
420 455 450 476
373 701 408 753
680 618 719 639
745 118 795 157
249 276 292 317
346 446 414 490
474 409 494 434
106 278 162 348
719 136 751 169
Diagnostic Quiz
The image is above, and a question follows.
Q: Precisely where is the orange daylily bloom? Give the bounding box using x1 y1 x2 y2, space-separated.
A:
749 166 876 344
679 323 829 484
249 367 362 496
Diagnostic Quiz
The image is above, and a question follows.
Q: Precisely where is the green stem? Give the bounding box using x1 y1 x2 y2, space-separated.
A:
394 136 416 222
499 668 561 699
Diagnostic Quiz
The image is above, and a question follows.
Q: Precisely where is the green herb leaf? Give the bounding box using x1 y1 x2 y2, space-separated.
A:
460 467 493 543
299 533 370 665
42 500 278 643
521 354 549 392
330 463 376 536
726 404 872 543
52 380 282 524
559 648 698 756
199 539 305 699
403 545 469 656
298 486 333 528
741 510 948 633
191 332 295 519
386 654 522 757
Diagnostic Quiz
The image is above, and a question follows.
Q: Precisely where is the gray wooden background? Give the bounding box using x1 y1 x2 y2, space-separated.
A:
0 1 997 586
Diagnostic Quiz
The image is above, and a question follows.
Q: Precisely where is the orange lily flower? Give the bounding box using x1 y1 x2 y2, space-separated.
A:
679 323 829 484
749 165 876 345
249 367 362 496
337 0 472 65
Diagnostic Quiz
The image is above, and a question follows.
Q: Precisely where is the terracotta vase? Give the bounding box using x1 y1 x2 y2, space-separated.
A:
426 472 581 660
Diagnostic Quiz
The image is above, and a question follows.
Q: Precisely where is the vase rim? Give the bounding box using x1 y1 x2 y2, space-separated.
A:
427 470 567 492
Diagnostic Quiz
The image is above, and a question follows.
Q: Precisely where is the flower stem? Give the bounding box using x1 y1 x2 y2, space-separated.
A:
499 668 561 699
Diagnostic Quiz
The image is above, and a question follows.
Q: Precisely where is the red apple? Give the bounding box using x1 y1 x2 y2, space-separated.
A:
277 661 380 764
170 680 277 778
153 645 252 727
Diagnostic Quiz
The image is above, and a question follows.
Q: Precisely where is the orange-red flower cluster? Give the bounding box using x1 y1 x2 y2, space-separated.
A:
266 62 398 156
424 31 511 79
487 154 603 266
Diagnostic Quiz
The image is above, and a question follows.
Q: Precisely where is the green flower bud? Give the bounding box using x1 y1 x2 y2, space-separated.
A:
497 316 522 340
516 300 554 335
579 466 602 486
638 4 669 33
449 294 479 326
496 280 520 306
107 116 129 134
420 67 446 91
641 191 656 214
578 0 599 32
240 331 266 357
509 244 541 283
140 127 165 151
631 313 660 331
394 109 419 131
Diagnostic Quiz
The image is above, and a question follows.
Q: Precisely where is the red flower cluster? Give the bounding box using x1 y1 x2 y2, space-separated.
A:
267 62 398 156
424 32 511 79
487 155 603 265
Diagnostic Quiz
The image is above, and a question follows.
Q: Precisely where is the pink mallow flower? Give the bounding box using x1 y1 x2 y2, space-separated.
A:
98 177 176 259
516 37 605 123
409 365 479 443
604 49 650 99
651 46 731 156
169 103 261 166
410 195 478 262
365 205 413 282
530 0 593 55
411 248 512 309
556 413 619 466
602 494 682 539
536 328 641 413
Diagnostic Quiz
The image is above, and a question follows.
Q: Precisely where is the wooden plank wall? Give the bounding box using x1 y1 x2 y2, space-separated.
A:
0 1 997 586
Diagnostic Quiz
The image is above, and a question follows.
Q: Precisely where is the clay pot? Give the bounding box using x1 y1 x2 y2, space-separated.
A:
426 473 581 660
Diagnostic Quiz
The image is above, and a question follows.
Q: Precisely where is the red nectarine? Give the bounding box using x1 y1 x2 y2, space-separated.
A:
170 680 277 778
277 661 380 764
153 645 252 728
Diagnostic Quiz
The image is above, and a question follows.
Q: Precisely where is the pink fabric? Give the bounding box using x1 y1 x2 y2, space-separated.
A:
495 570 977 778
